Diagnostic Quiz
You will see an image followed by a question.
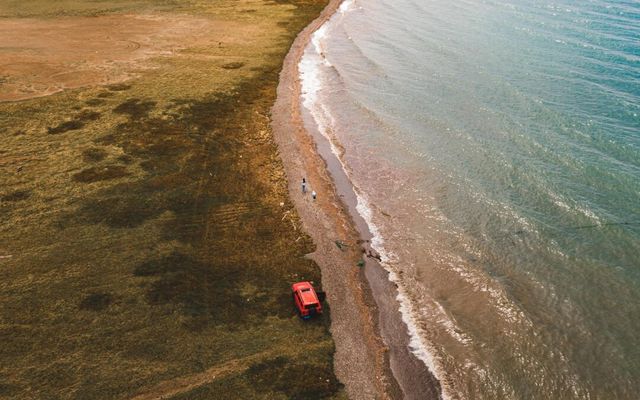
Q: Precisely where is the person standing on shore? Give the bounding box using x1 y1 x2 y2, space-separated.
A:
302 178 306 194
312 190 317 200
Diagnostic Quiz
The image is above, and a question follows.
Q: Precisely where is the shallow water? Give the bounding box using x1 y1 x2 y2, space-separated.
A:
300 0 640 398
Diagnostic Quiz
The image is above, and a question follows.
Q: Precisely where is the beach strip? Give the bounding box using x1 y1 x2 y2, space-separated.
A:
271 1 441 399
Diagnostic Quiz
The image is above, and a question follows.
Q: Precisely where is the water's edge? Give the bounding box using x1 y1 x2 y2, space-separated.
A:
271 0 403 398
295 3 444 399
301 97 443 399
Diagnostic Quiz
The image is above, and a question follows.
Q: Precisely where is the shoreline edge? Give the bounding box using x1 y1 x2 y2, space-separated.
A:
271 1 442 399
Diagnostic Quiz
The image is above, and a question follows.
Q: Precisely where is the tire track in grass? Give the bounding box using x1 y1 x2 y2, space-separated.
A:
128 341 330 400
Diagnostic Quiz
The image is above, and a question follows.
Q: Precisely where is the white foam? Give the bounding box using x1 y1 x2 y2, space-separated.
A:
299 6 351 165
339 0 355 14
355 192 456 400
299 3 456 399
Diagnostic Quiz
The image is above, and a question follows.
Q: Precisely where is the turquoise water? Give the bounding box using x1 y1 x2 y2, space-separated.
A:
300 0 640 398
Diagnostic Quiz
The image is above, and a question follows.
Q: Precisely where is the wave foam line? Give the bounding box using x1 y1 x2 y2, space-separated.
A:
355 193 455 400
299 4 455 399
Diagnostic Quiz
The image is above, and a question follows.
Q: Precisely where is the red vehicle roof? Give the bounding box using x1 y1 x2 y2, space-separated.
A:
292 281 323 319
300 289 317 305
292 281 319 305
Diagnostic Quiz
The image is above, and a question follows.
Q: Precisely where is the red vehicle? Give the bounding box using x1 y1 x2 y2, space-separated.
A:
292 281 324 319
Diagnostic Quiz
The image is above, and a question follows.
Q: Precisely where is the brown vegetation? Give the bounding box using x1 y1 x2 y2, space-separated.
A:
0 0 344 399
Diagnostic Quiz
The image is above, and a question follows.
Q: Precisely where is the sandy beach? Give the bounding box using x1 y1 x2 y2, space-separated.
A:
271 1 442 398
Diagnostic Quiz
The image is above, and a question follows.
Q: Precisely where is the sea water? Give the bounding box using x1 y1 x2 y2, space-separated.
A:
300 0 640 398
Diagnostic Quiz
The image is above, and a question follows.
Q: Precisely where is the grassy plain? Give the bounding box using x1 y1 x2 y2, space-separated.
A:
0 0 346 398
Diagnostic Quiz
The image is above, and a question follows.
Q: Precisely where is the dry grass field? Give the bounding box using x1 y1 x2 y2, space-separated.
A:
0 0 346 398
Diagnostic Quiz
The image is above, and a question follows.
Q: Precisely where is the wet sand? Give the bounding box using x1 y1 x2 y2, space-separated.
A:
271 1 442 399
